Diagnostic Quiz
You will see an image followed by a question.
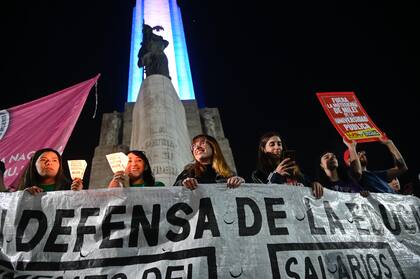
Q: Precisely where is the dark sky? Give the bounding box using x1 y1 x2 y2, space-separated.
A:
2 1 419 185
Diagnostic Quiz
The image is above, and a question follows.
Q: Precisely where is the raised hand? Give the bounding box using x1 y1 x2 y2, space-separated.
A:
108 171 128 188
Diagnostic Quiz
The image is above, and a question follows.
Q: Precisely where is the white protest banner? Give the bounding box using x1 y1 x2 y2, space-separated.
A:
106 152 128 173
0 184 419 278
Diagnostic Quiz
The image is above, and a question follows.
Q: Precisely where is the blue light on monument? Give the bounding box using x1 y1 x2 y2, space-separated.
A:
127 0 195 102
127 3 143 103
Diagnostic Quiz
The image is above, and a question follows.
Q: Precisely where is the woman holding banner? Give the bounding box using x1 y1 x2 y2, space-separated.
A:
251 131 323 198
174 134 244 189
108 150 164 188
19 148 83 194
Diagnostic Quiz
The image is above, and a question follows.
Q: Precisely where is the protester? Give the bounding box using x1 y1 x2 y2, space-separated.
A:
388 177 401 193
316 140 364 194
251 131 323 198
174 134 244 189
19 148 83 194
0 161 6 192
401 173 420 197
108 150 164 188
344 135 408 193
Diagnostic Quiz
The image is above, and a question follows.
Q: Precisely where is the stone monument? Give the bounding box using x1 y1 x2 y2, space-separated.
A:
130 75 192 186
88 22 236 188
88 101 236 188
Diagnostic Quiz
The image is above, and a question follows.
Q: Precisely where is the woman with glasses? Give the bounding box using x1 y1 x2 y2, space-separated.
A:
174 134 244 189
108 150 164 188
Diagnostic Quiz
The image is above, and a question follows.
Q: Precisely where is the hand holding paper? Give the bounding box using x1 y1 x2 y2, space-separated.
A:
109 170 129 188
106 152 129 173
70 178 84 191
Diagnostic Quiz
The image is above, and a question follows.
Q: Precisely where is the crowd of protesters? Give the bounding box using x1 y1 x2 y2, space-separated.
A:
0 130 418 198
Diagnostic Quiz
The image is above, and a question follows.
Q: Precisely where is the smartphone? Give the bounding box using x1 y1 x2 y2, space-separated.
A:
283 150 296 161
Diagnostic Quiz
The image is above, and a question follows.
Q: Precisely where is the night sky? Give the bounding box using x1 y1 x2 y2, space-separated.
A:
2 1 419 187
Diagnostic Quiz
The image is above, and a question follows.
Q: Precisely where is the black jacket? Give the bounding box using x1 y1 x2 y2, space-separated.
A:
174 164 228 186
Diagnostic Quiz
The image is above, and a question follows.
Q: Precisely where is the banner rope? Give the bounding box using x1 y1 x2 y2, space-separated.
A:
92 81 98 119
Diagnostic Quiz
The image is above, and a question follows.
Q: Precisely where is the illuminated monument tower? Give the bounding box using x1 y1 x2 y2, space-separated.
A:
127 0 195 102
89 0 236 187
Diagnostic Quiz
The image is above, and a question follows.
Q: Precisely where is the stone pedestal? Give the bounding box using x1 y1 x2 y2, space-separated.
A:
130 75 192 186
89 94 237 188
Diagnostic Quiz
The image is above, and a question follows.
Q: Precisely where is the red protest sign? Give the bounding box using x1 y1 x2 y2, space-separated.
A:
316 92 384 143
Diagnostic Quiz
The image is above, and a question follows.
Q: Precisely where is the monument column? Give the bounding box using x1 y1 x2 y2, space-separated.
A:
130 75 192 186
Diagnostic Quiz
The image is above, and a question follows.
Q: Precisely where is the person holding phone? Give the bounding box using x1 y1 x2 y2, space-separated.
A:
251 131 323 198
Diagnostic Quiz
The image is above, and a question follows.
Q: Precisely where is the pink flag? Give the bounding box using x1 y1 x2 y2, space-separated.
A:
0 74 100 191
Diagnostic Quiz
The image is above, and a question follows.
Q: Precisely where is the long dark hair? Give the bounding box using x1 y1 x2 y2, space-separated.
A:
19 148 68 190
256 131 304 178
186 134 233 178
256 132 285 175
127 150 155 186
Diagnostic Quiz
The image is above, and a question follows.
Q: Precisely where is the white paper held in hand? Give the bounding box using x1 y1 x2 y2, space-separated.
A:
106 152 129 173
67 160 87 180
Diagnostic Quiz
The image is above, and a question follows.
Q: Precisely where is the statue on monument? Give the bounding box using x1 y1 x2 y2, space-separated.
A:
137 23 171 79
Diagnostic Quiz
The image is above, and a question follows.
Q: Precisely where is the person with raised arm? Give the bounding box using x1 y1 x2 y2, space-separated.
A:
344 135 408 193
